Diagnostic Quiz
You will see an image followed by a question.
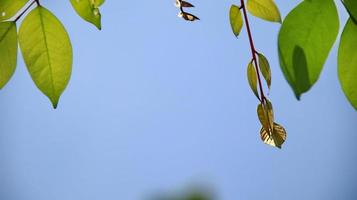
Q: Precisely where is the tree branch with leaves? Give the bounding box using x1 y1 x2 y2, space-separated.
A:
1 0 357 148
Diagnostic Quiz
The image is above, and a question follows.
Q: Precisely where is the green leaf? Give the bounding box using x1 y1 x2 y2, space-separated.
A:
70 0 103 30
0 21 17 89
0 0 29 21
338 18 357 110
247 61 260 100
342 0 357 24
260 123 287 149
246 0 281 23
19 6 72 109
229 5 243 37
93 0 105 7
278 0 339 99
257 53 271 89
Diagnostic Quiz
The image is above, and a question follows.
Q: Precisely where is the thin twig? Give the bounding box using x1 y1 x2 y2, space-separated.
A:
14 0 37 22
240 0 266 104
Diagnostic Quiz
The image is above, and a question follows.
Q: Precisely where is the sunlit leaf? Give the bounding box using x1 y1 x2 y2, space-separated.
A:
0 21 17 89
257 104 269 133
338 18 357 110
265 99 274 129
229 5 243 37
19 7 72 108
278 0 339 99
247 61 259 99
257 53 271 89
257 100 274 133
343 0 357 23
70 0 102 30
260 123 286 149
246 0 281 23
0 0 29 21
92 0 105 7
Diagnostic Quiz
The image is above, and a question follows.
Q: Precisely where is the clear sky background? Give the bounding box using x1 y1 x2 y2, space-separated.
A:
1 0 357 200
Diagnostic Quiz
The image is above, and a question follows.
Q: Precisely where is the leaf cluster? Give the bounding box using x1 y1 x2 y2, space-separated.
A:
229 0 287 148
0 0 105 108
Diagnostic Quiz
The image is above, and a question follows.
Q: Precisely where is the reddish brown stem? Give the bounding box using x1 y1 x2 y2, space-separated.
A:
240 0 266 104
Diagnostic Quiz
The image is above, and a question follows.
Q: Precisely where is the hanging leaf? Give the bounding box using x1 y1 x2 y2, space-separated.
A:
19 6 72 109
265 99 274 129
260 123 287 149
247 61 259 100
278 0 339 99
246 0 281 23
338 18 357 110
178 11 199 21
0 21 17 89
0 0 29 21
257 53 271 89
229 5 243 37
70 0 103 30
181 1 194 8
257 100 274 133
342 0 357 23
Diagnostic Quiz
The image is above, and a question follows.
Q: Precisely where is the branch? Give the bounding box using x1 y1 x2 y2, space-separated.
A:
14 0 37 22
240 0 266 104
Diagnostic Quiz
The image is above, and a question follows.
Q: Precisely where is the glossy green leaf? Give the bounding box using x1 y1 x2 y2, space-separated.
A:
260 123 287 149
257 53 271 89
247 61 259 99
246 0 281 23
0 0 29 21
0 21 17 89
278 0 339 99
343 0 357 23
229 5 243 37
19 7 72 109
338 18 357 110
70 0 103 30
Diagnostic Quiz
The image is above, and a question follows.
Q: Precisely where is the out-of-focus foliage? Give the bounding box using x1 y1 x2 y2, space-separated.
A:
278 0 339 100
151 189 213 200
338 18 357 110
0 22 17 89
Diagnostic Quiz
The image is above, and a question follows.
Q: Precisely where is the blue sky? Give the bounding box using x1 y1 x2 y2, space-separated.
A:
1 0 356 200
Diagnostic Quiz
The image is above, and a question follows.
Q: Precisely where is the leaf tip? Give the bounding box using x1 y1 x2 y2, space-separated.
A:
95 22 102 30
50 96 60 109
295 93 301 101
52 101 58 109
